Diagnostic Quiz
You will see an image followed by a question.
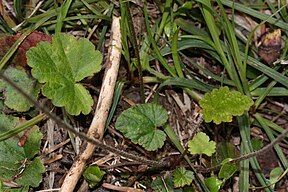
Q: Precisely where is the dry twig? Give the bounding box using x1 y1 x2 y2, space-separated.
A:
102 183 144 192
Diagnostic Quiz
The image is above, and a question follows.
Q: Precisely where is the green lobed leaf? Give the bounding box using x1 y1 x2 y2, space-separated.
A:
173 167 194 188
115 103 168 151
0 114 44 190
188 132 216 156
199 86 254 124
83 165 106 188
26 33 103 115
0 66 40 112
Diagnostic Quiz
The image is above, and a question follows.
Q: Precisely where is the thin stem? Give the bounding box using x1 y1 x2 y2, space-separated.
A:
125 2 145 103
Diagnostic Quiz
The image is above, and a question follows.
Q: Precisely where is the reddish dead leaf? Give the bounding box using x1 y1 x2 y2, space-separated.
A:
0 31 52 67
258 29 282 66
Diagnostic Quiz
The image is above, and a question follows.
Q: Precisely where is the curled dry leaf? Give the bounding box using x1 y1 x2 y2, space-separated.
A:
0 31 52 67
258 29 282 66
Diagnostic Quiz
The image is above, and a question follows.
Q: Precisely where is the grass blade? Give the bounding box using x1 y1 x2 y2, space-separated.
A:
0 114 46 141
246 55 288 89
220 0 288 30
0 15 15 34
143 1 176 77
255 113 288 169
172 28 184 77
97 3 114 50
197 0 243 92
251 87 288 97
158 77 214 93
239 143 249 191
55 0 73 33
154 0 171 43
14 0 23 19
238 114 273 191
106 81 125 127
216 0 250 95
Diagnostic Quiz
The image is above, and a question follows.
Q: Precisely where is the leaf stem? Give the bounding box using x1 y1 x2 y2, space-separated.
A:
125 2 145 103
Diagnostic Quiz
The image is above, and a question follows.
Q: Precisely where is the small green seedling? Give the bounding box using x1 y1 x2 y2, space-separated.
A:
26 33 103 115
268 167 284 189
200 86 254 124
82 165 106 188
203 160 237 192
188 132 216 156
218 158 238 183
205 175 223 192
115 103 168 151
173 166 194 188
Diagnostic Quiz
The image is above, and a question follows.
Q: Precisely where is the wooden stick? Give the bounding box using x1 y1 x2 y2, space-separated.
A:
60 16 122 192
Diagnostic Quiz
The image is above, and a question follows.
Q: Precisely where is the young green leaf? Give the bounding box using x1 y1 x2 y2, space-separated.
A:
269 167 283 189
0 114 45 190
218 158 238 182
251 138 263 151
269 167 287 189
188 132 216 156
0 66 40 112
269 167 283 182
204 176 223 192
173 167 194 188
115 103 168 151
199 86 254 124
83 165 106 188
26 33 102 115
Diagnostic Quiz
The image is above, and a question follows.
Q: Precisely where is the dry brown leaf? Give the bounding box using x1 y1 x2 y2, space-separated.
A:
258 29 282 65
0 31 52 67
